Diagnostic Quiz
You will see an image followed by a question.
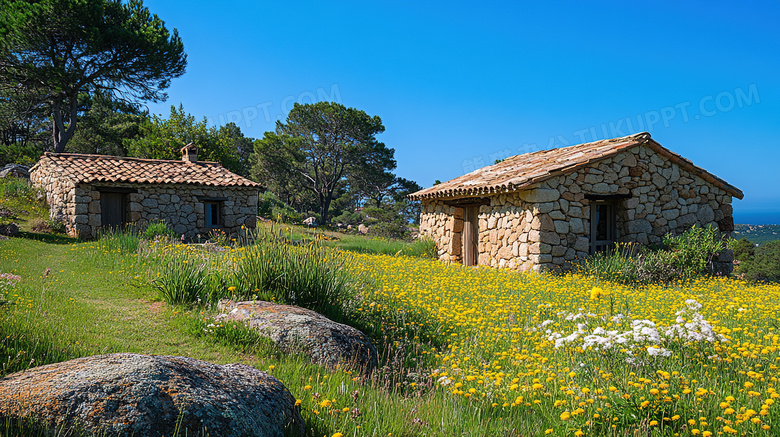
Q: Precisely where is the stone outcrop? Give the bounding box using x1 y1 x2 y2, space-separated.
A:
419 144 736 272
217 300 378 373
0 353 303 437
0 164 30 179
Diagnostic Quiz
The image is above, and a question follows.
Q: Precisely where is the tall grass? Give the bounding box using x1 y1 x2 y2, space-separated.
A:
232 241 358 320
150 250 209 305
141 232 362 325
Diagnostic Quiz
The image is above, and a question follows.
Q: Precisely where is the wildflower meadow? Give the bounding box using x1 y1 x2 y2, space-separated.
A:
1 231 779 436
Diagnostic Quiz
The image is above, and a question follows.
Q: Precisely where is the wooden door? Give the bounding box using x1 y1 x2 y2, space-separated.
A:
589 202 616 254
462 206 479 266
101 192 127 228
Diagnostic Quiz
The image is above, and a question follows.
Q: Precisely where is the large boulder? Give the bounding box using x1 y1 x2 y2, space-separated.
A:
217 300 378 373
0 353 303 437
0 164 29 179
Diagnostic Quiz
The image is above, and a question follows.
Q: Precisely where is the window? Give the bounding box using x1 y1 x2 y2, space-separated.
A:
589 201 616 254
204 201 222 227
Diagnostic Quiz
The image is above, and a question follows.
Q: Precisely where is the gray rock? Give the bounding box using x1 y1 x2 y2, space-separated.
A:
217 300 378 373
697 205 715 223
0 353 303 437
0 164 29 179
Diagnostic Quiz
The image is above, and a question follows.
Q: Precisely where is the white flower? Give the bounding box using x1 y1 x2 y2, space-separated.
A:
647 346 672 357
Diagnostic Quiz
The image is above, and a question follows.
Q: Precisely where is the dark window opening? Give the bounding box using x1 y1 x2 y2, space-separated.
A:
589 202 616 254
205 201 222 227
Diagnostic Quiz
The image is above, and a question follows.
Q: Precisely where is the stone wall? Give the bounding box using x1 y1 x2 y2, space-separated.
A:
418 202 462 262
419 145 735 272
30 161 76 228
31 168 259 240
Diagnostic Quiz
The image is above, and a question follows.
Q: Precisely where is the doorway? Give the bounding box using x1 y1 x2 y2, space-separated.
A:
462 206 479 266
101 192 127 229
589 201 616 254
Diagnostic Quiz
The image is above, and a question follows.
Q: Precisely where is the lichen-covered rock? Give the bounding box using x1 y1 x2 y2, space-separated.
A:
0 353 303 437
217 300 378 373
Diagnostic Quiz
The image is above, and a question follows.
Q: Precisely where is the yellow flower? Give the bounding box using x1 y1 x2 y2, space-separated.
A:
560 411 571 421
332 434 344 437
589 287 610 300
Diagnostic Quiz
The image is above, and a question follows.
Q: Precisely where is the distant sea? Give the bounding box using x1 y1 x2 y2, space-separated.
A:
734 211 780 225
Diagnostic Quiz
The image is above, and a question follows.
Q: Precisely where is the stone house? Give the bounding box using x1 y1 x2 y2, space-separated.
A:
409 132 743 272
30 144 260 239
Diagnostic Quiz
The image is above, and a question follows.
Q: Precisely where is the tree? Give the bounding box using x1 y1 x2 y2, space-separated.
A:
67 91 147 156
0 83 50 165
0 0 187 153
251 102 392 225
345 141 397 208
125 104 246 175
214 122 254 177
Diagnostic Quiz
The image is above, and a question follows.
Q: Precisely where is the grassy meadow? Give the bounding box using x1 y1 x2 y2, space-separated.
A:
1 184 779 436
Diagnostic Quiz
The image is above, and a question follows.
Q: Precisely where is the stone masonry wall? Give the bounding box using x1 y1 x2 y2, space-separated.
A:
418 201 463 262
30 161 77 232
419 145 735 273
31 169 259 240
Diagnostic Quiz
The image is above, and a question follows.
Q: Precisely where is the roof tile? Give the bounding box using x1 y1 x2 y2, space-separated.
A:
409 133 743 200
32 153 260 188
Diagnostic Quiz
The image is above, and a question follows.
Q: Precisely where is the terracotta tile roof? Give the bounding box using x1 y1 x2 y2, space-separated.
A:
31 153 260 187
409 132 743 201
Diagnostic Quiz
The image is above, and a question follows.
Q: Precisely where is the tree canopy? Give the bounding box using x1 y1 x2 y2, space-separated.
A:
0 83 50 165
125 104 250 176
0 0 187 152
251 102 395 225
67 91 146 156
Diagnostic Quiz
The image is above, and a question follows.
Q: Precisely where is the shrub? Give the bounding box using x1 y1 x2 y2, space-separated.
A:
729 237 755 261
661 225 724 278
736 240 780 282
258 191 304 224
582 225 725 284
143 220 176 240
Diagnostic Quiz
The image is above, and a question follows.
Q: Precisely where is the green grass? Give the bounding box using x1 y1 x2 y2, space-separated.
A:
256 221 437 259
0 178 48 233
0 235 551 436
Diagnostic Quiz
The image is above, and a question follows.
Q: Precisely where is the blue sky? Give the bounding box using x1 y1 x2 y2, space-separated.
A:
144 0 780 224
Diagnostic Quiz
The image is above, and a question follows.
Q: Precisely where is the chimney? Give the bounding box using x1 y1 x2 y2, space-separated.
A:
181 142 198 163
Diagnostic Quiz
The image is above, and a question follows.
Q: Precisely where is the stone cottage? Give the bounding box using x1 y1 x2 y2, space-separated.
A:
30 144 260 239
409 132 743 272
